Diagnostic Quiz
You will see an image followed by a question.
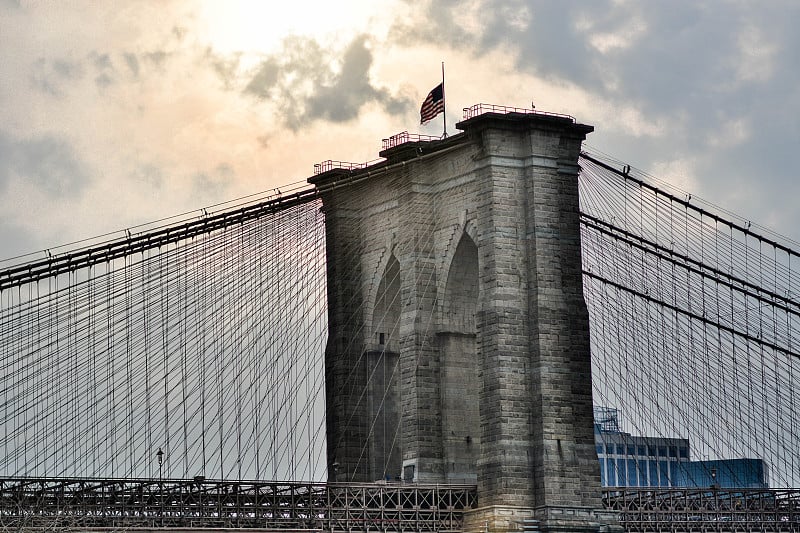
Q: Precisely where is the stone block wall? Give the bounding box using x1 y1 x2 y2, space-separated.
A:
311 112 615 532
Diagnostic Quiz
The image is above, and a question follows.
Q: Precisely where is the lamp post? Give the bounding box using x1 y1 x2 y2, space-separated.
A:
710 467 719 522
157 448 164 479
156 448 164 525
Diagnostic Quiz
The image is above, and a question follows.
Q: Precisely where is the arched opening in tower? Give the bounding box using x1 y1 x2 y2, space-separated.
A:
366 254 402 481
440 233 479 483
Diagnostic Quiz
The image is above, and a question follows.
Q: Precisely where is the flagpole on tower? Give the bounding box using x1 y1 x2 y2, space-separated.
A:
441 61 447 138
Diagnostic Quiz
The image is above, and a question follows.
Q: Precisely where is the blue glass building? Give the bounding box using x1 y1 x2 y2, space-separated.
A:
593 407 769 488
673 458 769 489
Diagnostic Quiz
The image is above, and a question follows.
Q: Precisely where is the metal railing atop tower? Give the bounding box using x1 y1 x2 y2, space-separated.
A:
461 103 575 121
381 131 440 150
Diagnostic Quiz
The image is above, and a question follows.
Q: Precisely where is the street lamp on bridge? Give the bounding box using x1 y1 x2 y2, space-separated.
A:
156 447 164 525
156 447 164 480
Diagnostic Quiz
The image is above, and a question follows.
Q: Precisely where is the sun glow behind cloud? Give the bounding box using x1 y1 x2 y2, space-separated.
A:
195 1 396 62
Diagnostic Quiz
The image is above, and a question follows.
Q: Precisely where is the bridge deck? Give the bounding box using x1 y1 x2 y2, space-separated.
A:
2 478 800 531
0 478 474 531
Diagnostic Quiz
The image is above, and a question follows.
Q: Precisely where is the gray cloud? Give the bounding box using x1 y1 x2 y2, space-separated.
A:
123 53 140 77
143 50 169 68
394 1 749 109
172 26 187 41
244 57 279 99
30 57 84 96
132 163 164 188
390 0 475 48
206 48 241 90
391 1 800 132
243 35 412 129
307 36 410 121
0 131 92 197
28 47 167 96
88 51 116 88
190 163 234 203
84 47 175 84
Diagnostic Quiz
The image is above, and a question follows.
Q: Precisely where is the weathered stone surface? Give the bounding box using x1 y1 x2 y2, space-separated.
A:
311 112 616 532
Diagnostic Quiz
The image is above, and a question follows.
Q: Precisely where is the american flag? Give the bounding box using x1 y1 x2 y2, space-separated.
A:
420 83 444 124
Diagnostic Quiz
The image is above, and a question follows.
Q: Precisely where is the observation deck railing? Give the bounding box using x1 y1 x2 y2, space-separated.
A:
313 160 369 175
462 103 575 122
381 131 441 150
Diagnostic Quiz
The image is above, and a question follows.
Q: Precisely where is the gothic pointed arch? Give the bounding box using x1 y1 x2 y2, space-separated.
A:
365 252 401 480
372 253 401 350
442 232 478 333
439 230 479 482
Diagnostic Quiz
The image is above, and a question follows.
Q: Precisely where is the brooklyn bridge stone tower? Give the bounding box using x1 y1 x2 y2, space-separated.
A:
311 109 616 532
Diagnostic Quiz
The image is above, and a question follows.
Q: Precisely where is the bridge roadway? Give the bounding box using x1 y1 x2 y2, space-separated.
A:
1 477 800 531
0 478 474 532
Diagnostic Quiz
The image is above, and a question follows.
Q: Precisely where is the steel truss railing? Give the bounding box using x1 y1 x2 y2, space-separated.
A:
0 478 476 531
605 488 800 532
4 478 800 531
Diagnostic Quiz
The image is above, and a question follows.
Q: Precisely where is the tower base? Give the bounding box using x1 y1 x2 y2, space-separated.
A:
463 505 623 533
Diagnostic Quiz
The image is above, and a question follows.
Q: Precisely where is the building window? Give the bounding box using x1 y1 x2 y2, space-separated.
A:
627 459 638 486
599 460 606 486
659 460 669 486
649 460 659 487
616 459 626 483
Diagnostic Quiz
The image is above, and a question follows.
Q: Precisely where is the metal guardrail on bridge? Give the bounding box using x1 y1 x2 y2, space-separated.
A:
605 487 800 532
0 478 476 531
3 478 800 531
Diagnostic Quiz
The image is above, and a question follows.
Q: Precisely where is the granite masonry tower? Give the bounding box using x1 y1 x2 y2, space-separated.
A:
310 108 618 533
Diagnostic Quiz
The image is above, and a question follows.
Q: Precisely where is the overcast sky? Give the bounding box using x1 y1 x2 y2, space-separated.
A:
1 0 799 260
